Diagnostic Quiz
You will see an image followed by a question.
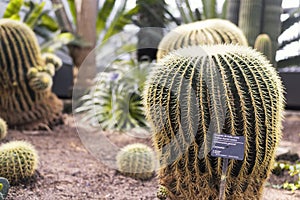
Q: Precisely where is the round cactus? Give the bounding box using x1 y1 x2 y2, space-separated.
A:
143 44 284 199
116 143 156 180
42 53 63 71
254 34 272 61
0 118 7 140
156 19 248 60
0 141 38 184
28 72 53 91
0 19 63 129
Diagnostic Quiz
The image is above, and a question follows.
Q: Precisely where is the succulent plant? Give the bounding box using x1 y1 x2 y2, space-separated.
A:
238 0 263 47
0 19 63 129
143 44 285 199
156 19 248 60
28 72 53 92
76 60 151 131
42 53 63 71
0 119 7 140
116 143 156 180
0 141 38 184
254 34 272 61
0 177 9 199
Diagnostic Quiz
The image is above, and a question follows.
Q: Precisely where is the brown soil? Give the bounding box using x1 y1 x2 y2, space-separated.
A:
2 110 300 200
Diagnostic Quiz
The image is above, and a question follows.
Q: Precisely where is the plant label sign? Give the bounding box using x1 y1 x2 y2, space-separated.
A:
211 134 245 160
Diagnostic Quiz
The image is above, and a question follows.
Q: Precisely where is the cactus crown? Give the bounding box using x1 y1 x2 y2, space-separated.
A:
144 44 284 199
0 19 62 129
157 19 248 60
116 143 156 180
0 118 7 140
0 141 39 184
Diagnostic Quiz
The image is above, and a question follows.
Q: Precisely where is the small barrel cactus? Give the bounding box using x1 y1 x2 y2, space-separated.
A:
0 177 9 199
116 143 156 180
0 118 7 140
0 141 39 184
42 53 63 71
156 19 248 60
28 72 53 91
254 34 272 61
0 19 63 129
143 44 284 199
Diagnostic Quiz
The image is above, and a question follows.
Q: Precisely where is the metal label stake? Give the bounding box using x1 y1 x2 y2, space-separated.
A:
211 133 245 200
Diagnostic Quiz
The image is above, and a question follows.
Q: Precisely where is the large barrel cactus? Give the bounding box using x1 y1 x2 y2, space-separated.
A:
143 44 284 199
0 19 63 129
156 19 248 60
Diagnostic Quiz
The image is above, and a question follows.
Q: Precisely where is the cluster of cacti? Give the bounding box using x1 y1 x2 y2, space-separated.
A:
143 44 284 199
0 19 63 129
156 19 248 60
254 34 272 61
0 141 38 184
0 119 7 140
116 143 156 180
237 0 282 64
0 177 9 199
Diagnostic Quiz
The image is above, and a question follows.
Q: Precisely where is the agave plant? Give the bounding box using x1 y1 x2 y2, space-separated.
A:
75 59 152 131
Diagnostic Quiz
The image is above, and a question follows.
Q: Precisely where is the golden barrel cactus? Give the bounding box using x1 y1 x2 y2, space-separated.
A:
0 19 63 129
0 141 38 184
156 19 248 60
144 44 284 199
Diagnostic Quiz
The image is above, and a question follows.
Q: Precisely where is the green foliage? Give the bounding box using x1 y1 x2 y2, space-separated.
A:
144 44 285 199
0 118 7 140
3 0 23 20
116 143 155 180
272 161 300 192
0 177 9 199
64 0 139 43
2 0 77 53
0 141 38 184
75 59 152 131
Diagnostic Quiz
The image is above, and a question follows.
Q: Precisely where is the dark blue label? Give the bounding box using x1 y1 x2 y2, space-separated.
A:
211 134 245 160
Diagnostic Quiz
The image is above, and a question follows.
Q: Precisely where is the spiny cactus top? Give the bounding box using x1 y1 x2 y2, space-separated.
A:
0 19 63 129
0 140 39 184
143 44 284 199
116 143 156 180
156 19 248 60
254 34 272 62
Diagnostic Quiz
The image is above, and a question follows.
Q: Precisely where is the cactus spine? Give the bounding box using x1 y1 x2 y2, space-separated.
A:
116 143 156 180
143 44 284 199
238 0 263 47
254 34 272 61
0 19 63 129
0 119 7 140
0 141 38 184
157 19 248 60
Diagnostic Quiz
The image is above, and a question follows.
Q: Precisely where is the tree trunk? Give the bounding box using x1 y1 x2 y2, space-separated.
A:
71 0 98 89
